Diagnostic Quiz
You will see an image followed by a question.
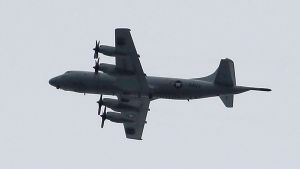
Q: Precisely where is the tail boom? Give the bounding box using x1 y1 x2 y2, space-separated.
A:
233 86 271 94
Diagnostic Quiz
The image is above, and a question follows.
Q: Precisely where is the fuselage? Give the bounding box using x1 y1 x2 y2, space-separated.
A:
49 71 243 100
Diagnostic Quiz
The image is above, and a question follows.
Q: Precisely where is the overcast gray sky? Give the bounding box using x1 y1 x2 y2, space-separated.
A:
0 0 299 168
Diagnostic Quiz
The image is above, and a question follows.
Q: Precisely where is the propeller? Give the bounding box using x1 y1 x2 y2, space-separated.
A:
93 40 100 59
97 95 103 115
93 58 100 74
100 106 107 128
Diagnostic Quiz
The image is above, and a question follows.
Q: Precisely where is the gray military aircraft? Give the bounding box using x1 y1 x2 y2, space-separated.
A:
49 28 271 140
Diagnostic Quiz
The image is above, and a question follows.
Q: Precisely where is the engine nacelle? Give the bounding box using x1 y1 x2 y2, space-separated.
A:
99 45 126 56
99 45 116 56
99 63 116 74
102 98 139 112
106 112 135 123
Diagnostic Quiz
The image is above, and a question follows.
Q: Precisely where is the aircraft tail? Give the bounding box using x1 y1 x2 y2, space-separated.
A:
194 58 270 108
194 58 236 107
196 58 236 86
215 59 236 107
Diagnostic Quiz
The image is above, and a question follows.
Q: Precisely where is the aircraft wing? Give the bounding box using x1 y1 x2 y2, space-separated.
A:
114 28 151 140
118 95 150 140
115 28 143 74
115 28 149 93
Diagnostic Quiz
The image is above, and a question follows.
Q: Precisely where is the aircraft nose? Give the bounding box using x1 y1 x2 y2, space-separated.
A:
49 77 60 89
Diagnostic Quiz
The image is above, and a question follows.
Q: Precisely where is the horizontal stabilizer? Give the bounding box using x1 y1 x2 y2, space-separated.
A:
220 94 234 108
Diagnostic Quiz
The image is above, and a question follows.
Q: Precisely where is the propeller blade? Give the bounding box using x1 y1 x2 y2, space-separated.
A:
101 118 105 128
93 40 100 59
94 52 98 59
93 58 100 74
100 106 107 128
97 95 103 115
97 105 101 115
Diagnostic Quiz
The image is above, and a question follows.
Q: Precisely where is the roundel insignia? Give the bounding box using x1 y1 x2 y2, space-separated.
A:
173 80 183 89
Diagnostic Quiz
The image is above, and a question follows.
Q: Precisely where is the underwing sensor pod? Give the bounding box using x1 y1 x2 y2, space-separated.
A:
49 28 271 140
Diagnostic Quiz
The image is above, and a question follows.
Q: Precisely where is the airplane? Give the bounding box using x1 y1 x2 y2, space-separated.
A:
49 28 271 140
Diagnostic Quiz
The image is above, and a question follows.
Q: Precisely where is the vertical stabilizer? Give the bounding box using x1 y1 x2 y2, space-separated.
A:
214 58 236 86
216 59 235 107
194 58 236 86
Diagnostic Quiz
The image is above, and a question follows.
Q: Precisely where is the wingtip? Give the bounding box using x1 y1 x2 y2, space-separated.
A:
222 58 234 63
115 28 131 31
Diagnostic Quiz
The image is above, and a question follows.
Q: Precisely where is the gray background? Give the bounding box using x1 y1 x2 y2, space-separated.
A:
0 0 299 168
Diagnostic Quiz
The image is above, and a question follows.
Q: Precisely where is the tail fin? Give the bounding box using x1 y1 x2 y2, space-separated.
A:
196 58 236 86
215 59 236 108
194 58 271 108
214 58 236 86
194 59 236 107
